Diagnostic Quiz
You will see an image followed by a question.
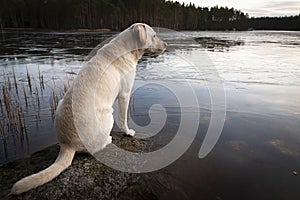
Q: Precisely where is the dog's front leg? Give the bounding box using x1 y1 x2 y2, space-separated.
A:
118 94 135 136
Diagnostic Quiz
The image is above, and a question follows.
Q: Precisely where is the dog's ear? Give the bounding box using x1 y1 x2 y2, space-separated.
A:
130 23 146 31
131 23 147 45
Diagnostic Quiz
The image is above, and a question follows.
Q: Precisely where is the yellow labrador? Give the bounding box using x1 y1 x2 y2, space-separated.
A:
11 23 167 195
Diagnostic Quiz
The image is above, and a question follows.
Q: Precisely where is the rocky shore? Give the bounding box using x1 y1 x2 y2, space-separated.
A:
0 132 157 200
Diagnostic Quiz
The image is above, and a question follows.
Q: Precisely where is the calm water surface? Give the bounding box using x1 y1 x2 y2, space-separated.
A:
0 30 300 199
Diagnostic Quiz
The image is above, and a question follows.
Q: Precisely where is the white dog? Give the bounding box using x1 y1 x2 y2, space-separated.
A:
11 23 167 195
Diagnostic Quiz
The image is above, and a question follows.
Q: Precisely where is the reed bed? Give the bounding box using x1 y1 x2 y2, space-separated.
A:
0 66 73 142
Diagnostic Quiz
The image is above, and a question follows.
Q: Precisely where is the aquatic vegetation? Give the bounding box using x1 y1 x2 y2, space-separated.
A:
0 67 72 143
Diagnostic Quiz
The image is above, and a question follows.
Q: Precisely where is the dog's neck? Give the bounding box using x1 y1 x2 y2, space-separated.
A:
131 49 144 61
92 30 145 72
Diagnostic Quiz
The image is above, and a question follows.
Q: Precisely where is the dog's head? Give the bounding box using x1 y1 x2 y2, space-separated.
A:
130 23 167 56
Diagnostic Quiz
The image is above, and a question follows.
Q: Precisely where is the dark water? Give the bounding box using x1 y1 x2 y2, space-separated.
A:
0 30 300 199
130 81 300 199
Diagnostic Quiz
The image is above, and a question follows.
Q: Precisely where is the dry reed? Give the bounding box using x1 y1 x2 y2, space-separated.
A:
0 66 73 139
22 82 28 107
0 98 3 113
26 65 32 92
13 67 18 92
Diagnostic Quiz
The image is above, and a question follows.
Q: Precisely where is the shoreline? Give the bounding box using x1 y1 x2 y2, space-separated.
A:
2 27 300 32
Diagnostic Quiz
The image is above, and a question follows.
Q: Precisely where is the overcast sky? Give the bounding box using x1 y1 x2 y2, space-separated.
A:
175 0 300 17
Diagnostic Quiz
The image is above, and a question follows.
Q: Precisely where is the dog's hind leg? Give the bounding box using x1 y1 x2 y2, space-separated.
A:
96 111 114 150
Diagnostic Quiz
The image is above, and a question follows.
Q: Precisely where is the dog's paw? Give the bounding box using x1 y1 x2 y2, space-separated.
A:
124 129 135 137
107 136 112 144
103 136 112 148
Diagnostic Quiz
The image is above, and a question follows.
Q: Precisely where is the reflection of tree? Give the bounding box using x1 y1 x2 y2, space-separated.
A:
0 0 298 30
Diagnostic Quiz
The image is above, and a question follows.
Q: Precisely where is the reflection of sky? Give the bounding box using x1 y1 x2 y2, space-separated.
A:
176 0 300 17
138 31 300 118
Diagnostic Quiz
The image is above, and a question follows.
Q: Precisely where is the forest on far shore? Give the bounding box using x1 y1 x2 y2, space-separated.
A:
1 0 299 31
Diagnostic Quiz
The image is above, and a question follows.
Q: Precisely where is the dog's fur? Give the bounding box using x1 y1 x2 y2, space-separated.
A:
10 23 166 195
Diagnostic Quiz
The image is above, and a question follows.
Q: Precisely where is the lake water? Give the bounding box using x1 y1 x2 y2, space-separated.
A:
0 30 300 199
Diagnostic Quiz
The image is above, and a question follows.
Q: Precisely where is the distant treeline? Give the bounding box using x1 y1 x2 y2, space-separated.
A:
0 0 299 31
249 16 300 31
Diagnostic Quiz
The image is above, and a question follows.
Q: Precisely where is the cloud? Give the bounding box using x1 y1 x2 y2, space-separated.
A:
266 1 300 9
177 0 300 17
260 1 300 16
236 1 300 17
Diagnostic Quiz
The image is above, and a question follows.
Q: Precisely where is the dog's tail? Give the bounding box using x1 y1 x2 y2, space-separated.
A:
10 145 75 195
